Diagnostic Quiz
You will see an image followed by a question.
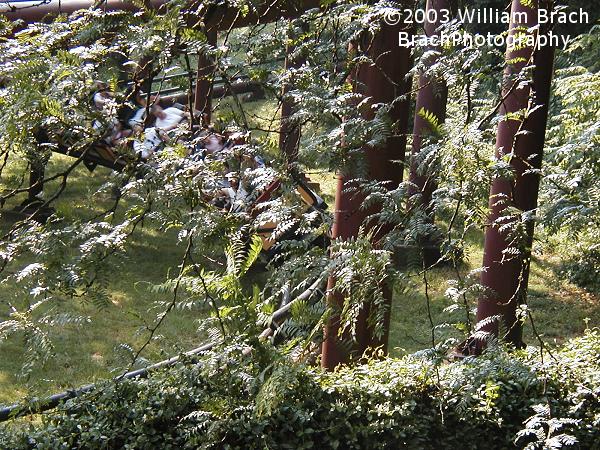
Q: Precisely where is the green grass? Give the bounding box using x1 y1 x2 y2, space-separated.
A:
386 238 600 357
299 166 600 356
0 156 207 406
0 96 285 406
307 166 600 356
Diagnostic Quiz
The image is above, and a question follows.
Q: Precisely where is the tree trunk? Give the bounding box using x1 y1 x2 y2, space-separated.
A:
408 0 449 224
195 30 217 127
27 163 44 204
279 22 308 161
321 22 412 369
474 0 555 350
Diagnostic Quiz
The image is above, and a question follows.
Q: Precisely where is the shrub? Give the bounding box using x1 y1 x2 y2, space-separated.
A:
560 243 600 292
1 331 599 449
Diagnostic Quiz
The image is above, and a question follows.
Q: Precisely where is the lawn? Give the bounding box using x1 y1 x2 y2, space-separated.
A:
386 243 600 357
0 156 206 405
1 99 598 407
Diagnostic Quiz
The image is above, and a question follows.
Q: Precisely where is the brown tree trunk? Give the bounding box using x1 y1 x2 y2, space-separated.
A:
195 30 217 127
408 0 449 220
27 163 44 204
321 22 412 370
278 22 308 161
474 0 555 350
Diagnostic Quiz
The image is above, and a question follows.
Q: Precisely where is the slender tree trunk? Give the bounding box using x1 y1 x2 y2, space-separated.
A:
27 128 49 205
474 0 555 350
408 0 449 222
195 30 217 127
321 22 412 369
27 163 44 204
279 21 307 161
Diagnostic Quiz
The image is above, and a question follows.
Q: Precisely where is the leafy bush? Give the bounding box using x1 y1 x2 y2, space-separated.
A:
1 330 599 449
560 243 600 292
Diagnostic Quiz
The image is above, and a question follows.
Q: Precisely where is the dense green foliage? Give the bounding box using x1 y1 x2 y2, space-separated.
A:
540 27 600 291
0 0 596 364
0 0 599 444
1 330 598 449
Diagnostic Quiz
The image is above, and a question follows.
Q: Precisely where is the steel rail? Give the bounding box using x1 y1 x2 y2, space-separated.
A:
0 341 216 422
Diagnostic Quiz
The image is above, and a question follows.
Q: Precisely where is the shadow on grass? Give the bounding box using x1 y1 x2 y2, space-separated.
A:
0 158 210 405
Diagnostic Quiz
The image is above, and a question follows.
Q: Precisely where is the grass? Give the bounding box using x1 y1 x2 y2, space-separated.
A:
386 240 600 357
0 156 206 406
1 97 599 409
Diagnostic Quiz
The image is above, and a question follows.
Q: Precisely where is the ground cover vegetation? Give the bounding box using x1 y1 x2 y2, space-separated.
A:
1 330 599 448
0 0 598 447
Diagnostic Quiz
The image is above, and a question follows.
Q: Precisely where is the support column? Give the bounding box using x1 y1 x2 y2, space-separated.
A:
27 163 44 204
474 0 555 349
408 0 449 245
321 22 412 370
278 21 307 161
27 128 48 206
195 30 217 127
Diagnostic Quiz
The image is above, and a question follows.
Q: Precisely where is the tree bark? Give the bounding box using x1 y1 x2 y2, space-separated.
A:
408 0 450 220
279 21 308 162
194 31 217 127
321 22 412 370
474 0 555 350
